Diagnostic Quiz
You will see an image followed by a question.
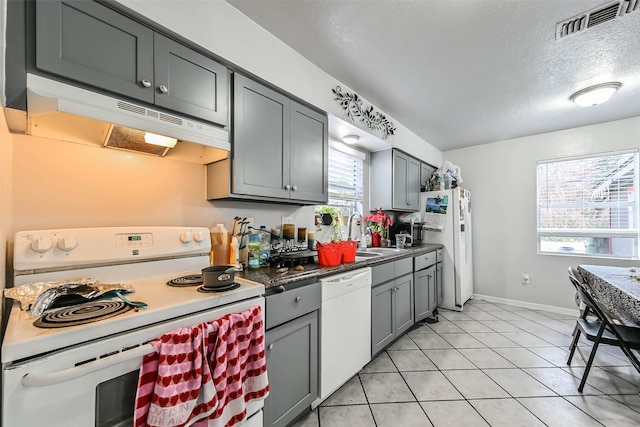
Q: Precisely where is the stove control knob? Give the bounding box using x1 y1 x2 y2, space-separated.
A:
31 236 53 253
179 231 193 243
57 236 78 252
193 231 205 242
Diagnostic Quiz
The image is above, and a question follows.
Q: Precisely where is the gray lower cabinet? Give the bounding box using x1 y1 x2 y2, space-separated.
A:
371 259 414 356
34 0 227 125
207 73 328 204
414 264 437 321
436 248 444 306
264 280 320 427
264 311 318 427
414 251 438 321
370 149 421 211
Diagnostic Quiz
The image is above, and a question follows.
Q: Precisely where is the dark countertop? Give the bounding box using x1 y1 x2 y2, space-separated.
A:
237 243 443 289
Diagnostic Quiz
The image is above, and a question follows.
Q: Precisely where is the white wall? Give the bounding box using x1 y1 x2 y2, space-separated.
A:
117 0 442 166
445 116 640 310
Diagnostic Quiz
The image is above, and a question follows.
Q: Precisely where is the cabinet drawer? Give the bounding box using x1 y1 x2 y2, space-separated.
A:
436 248 443 263
371 262 394 286
266 282 321 329
394 257 413 277
414 251 437 271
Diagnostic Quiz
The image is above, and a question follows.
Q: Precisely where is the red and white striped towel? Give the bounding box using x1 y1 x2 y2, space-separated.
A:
134 322 217 427
134 306 269 427
207 305 269 427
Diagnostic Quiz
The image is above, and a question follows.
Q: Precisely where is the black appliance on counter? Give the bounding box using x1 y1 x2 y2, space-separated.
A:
389 222 425 246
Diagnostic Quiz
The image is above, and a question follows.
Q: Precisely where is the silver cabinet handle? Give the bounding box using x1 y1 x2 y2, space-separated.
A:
268 344 274 351
140 79 152 88
295 296 301 302
284 184 291 190
292 186 297 191
158 84 169 94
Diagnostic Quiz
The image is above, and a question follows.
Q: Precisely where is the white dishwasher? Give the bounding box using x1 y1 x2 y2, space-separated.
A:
315 267 372 407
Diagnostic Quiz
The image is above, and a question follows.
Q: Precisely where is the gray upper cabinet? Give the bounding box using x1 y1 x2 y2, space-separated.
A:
370 149 421 211
153 34 227 125
420 162 437 191
208 73 327 204
289 102 329 202
34 0 227 126
232 74 290 199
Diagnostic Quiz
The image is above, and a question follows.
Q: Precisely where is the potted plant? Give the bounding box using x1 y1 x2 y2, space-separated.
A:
315 206 344 241
364 208 393 247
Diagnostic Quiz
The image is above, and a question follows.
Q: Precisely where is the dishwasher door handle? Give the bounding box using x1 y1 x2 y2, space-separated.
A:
324 270 369 284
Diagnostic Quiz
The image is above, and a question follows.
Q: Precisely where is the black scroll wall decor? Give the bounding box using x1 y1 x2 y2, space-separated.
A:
332 86 397 139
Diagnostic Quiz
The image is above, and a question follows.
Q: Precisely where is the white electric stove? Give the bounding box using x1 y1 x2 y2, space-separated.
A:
2 226 266 427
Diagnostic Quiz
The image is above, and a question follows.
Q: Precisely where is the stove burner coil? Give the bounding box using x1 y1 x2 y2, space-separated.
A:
166 274 204 287
33 301 133 328
197 283 241 293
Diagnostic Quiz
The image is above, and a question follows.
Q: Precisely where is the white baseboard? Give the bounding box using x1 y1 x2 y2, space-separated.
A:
472 293 579 317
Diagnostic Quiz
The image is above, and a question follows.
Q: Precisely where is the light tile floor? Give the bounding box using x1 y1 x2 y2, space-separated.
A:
292 298 640 426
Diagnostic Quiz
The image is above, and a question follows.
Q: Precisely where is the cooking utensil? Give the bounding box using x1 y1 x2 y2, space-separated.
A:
202 266 236 288
114 291 148 310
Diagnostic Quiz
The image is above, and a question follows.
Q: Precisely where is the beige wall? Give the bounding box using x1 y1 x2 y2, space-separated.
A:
10 134 317 234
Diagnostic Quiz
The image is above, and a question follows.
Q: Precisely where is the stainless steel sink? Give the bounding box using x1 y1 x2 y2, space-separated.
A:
354 247 404 262
357 247 404 255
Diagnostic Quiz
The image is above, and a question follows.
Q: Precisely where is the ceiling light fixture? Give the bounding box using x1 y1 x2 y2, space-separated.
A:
144 132 178 148
342 134 360 145
570 82 621 107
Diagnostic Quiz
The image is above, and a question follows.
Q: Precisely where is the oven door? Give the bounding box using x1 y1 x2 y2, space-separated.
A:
2 298 264 427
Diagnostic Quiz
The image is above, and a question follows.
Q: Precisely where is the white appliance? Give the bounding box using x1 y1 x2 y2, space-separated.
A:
26 73 230 151
2 226 266 427
314 267 371 407
420 188 473 311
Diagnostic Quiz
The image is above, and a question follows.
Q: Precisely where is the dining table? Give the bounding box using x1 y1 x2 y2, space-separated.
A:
578 264 640 326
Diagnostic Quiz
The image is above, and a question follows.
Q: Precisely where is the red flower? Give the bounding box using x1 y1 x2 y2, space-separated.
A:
364 208 393 230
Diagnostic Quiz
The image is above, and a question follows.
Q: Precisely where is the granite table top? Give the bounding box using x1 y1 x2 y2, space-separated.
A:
578 264 640 326
237 243 443 289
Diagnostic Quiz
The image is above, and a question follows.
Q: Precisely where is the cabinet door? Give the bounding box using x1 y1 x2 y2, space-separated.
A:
414 266 436 322
289 101 328 203
154 34 228 126
436 262 443 306
392 150 409 210
233 74 290 199
36 0 154 103
264 311 318 427
420 162 437 191
407 156 421 210
371 281 395 357
395 274 415 335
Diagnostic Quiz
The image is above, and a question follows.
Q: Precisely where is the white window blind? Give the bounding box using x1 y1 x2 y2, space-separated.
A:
536 150 639 259
325 142 365 217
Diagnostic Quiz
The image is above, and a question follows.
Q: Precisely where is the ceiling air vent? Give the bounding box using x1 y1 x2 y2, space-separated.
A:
555 1 635 40
620 0 640 15
587 3 621 27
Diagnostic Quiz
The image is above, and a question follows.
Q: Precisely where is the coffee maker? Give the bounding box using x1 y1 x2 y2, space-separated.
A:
389 223 411 247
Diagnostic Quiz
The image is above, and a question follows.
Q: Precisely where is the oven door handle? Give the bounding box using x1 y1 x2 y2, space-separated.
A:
21 343 156 387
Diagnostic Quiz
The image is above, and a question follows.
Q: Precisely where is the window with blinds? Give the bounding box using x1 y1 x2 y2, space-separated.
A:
325 143 365 218
537 150 639 259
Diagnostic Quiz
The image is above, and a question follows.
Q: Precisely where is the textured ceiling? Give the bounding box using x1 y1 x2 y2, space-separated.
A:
228 0 640 151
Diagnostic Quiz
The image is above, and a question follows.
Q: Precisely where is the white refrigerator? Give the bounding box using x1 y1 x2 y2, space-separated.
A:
419 187 473 311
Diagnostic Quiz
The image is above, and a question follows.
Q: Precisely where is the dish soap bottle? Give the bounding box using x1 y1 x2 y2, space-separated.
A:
364 227 372 248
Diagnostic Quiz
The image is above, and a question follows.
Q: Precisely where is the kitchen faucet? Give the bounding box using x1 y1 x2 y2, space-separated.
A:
347 212 364 243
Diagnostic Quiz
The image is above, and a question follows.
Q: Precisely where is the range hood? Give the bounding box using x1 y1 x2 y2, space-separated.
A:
23 73 230 162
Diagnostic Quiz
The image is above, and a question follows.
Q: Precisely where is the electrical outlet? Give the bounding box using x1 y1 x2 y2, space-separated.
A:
522 273 530 285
